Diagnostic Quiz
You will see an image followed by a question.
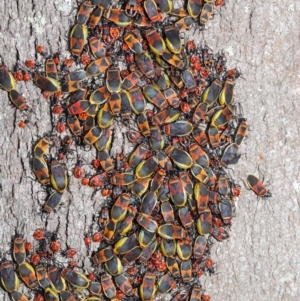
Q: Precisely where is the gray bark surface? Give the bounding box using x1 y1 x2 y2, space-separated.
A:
0 0 299 300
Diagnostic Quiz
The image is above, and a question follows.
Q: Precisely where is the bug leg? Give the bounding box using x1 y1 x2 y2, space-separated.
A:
258 166 265 183
251 198 260 227
263 199 274 215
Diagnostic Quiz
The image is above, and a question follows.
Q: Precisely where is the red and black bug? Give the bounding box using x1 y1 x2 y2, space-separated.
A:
246 174 272 198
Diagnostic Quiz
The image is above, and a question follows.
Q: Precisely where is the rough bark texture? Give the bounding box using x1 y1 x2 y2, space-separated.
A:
0 0 299 300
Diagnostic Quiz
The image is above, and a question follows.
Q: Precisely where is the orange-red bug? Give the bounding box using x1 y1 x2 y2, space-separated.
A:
86 57 112 77
215 0 225 6
34 74 60 93
101 273 116 299
87 273 95 281
144 0 162 22
18 262 39 289
69 24 88 56
108 92 121 115
43 91 51 99
235 118 248 146
8 90 27 111
92 232 103 242
89 174 103 188
63 58 74 67
103 8 132 27
52 104 64 115
25 59 35 69
65 248 77 258
56 122 66 134
77 1 94 25
37 45 45 54
200 2 214 24
45 59 58 80
23 73 30 81
89 36 106 58
50 240 61 253
18 120 26 128
13 237 26 265
84 236 91 246
25 242 33 252
88 5 104 28
208 125 220 148
13 70 23 82
30 253 41 266
80 53 91 65
81 177 89 186
246 174 272 198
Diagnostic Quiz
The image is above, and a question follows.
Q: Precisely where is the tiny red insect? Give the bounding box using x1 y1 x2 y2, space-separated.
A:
25 59 35 69
87 273 96 281
69 260 77 267
122 42 129 52
66 248 77 258
146 110 153 118
156 261 167 272
101 189 112 197
33 229 45 240
50 240 61 253
180 102 190 114
147 262 154 270
232 184 241 197
23 73 31 81
120 69 129 78
30 253 41 265
215 0 225 6
125 53 134 64
92 232 103 242
37 45 45 54
25 242 33 252
53 57 60 65
205 258 214 269
34 294 45 301
81 53 91 65
92 159 101 169
81 178 89 185
78 112 88 120
127 266 138 276
180 89 189 99
74 162 84 179
53 104 64 115
43 91 51 99
199 68 210 79
56 122 66 133
89 174 103 188
18 120 26 128
84 236 91 245
197 269 203 277
63 58 74 67
58 152 65 161
110 27 121 40
116 290 125 300
14 70 23 81
54 91 64 100
186 40 196 54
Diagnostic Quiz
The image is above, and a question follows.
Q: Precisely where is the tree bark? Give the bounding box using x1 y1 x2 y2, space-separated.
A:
0 0 299 300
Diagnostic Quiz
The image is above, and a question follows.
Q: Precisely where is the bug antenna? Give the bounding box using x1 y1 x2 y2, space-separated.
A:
239 177 250 190
257 166 265 182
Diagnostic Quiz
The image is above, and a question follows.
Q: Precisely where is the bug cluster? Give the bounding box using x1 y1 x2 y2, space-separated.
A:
0 0 272 300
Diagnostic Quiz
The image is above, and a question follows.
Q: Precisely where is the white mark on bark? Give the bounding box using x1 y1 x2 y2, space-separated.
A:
28 15 47 35
54 0 72 13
